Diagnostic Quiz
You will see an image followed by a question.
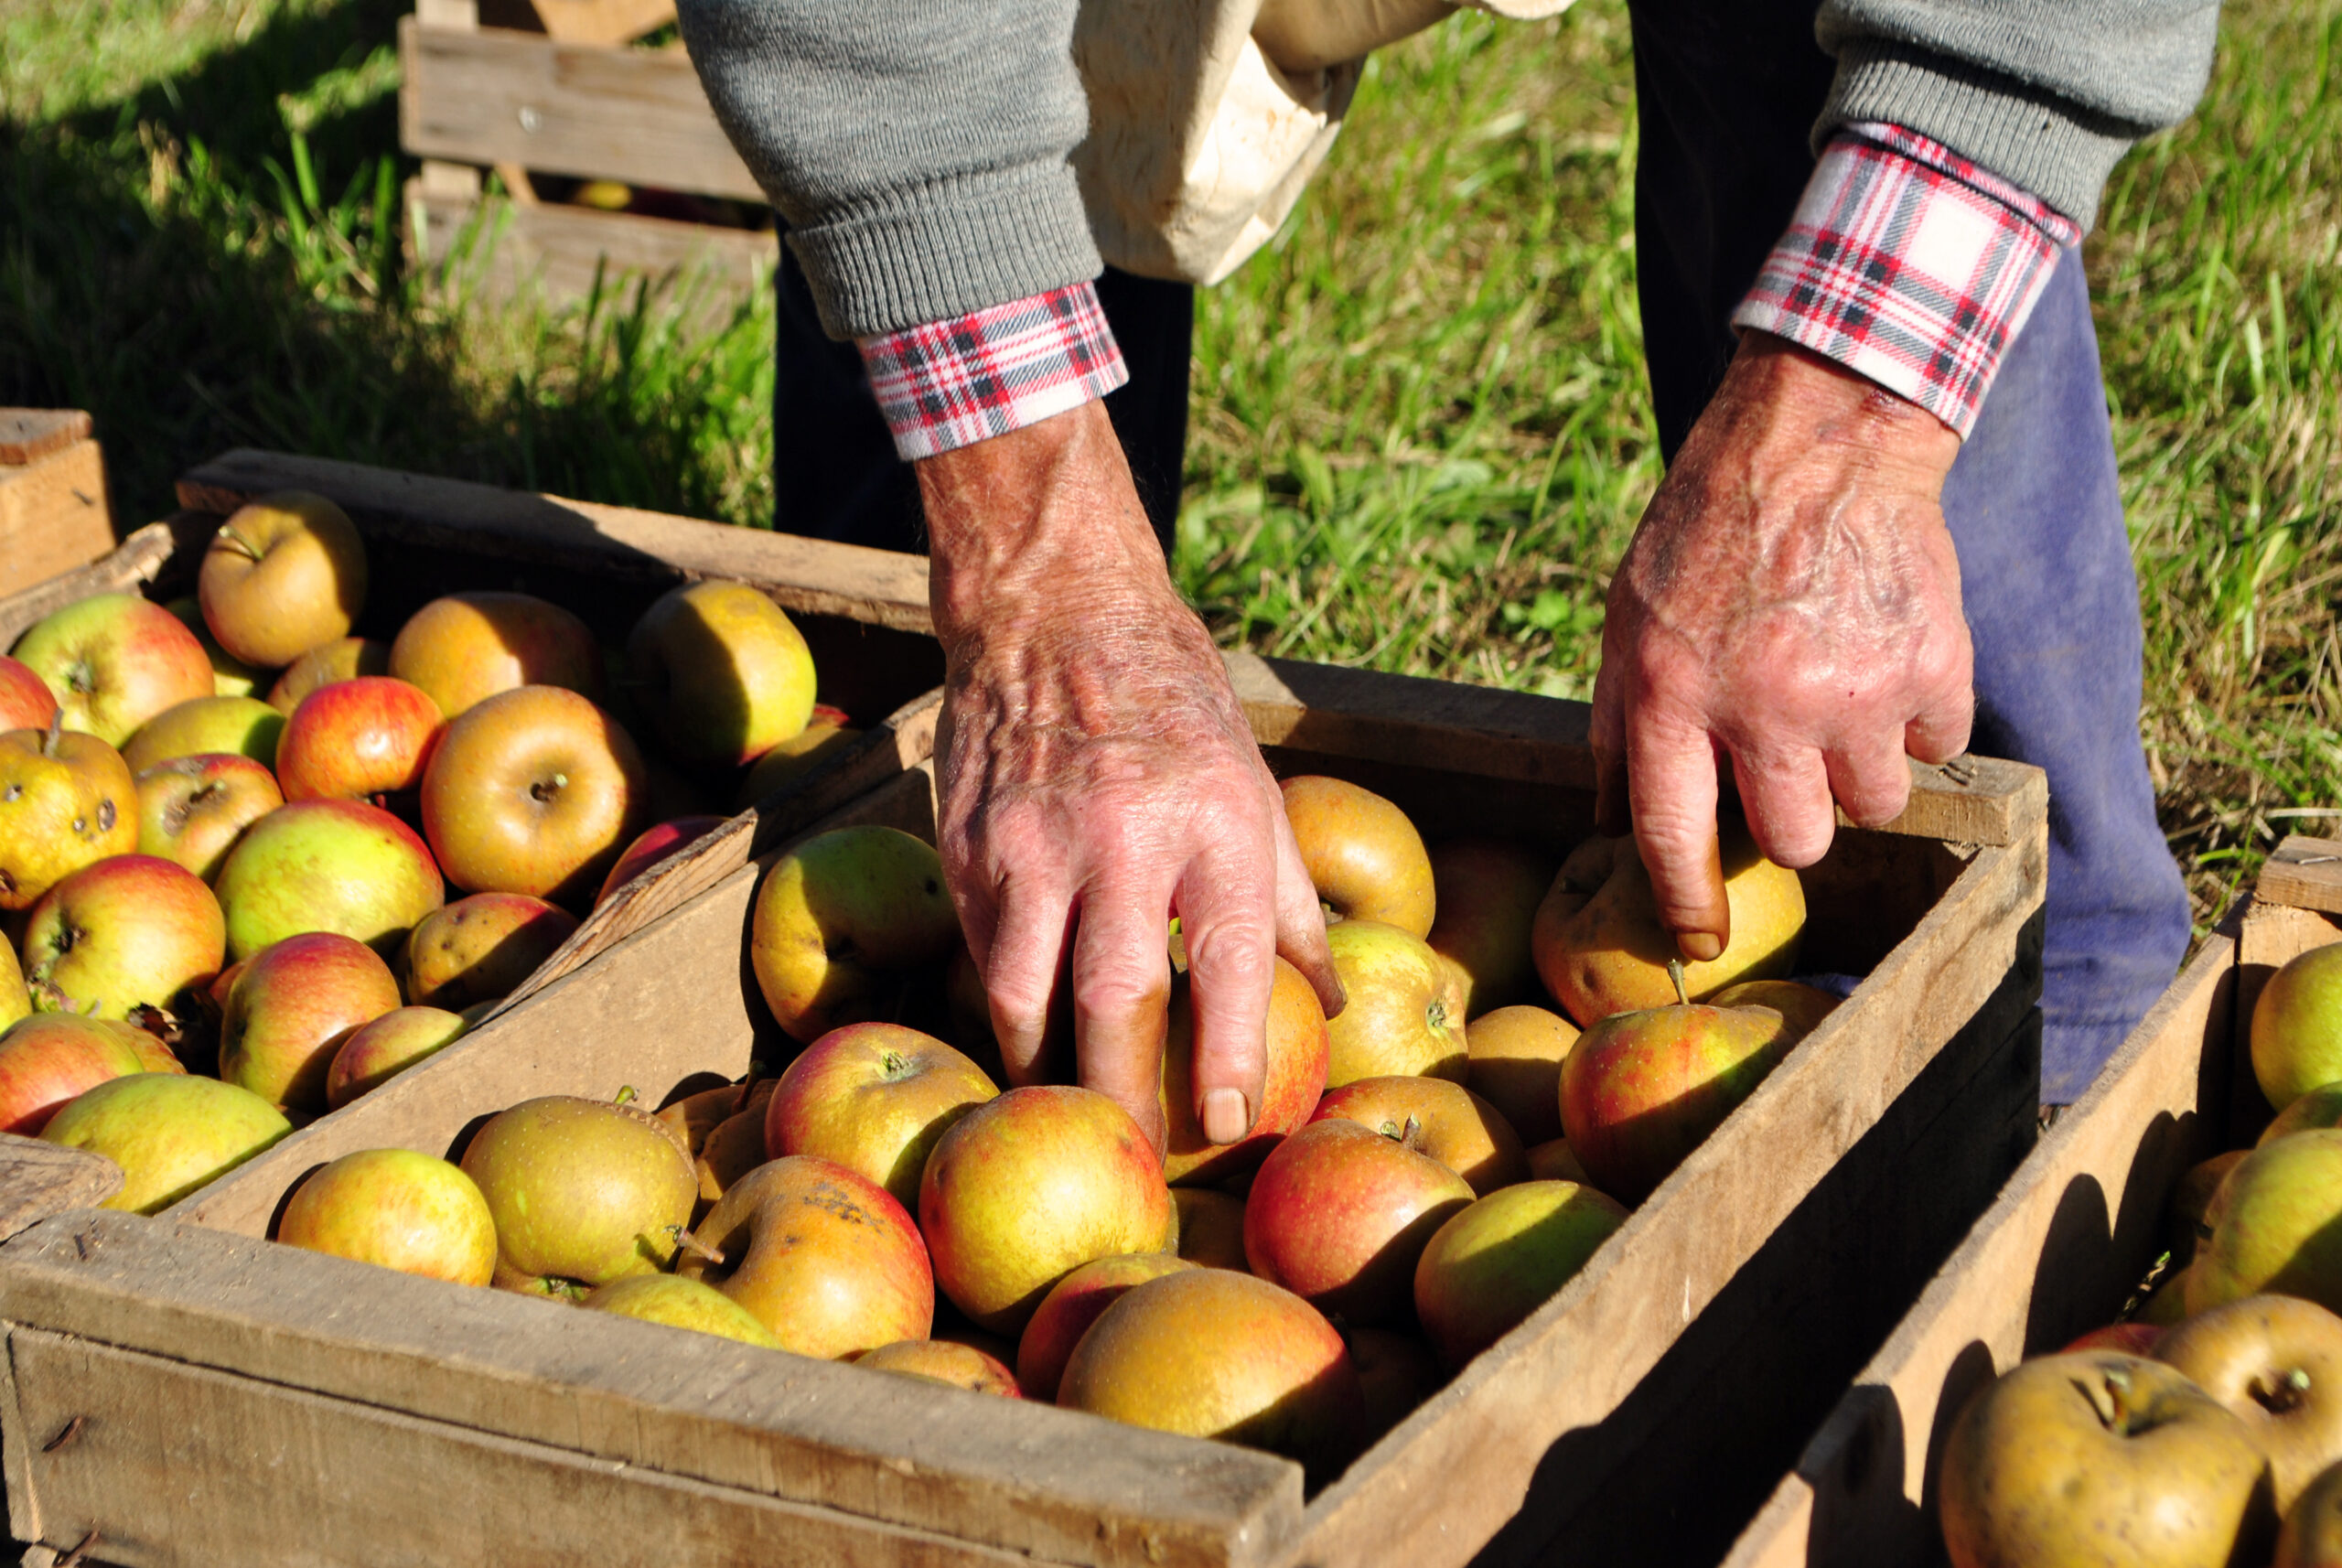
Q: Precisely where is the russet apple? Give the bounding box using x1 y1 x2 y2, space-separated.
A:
2276 1458 2342 1566
219 930 403 1111
919 1084 1176 1334
326 1005 471 1108
2157 1294 2342 1511
1015 1251 1197 1401
0 935 26 1030
2255 942 2342 1113
1413 1179 1628 1370
0 719 138 910
1709 978 1841 1037
1244 1118 1474 1326
198 492 368 667
733 716 861 811
680 1155 934 1358
391 592 604 720
1466 1004 1578 1145
766 1022 997 1211
656 1078 774 1166
1058 1269 1364 1482
1310 1074 1528 1194
120 694 284 774
1532 824 1806 1026
2191 1131 2342 1317
857 1338 1021 1397
1322 918 1467 1085
267 636 392 714
1160 955 1329 1185
1939 1352 2275 1568
0 654 56 730
2174 1149 2251 1258
400 892 580 1010
582 1274 785 1348
2263 1085 2342 1147
276 1147 498 1286
40 1071 290 1212
213 798 444 960
749 824 960 1043
625 580 818 771
594 814 728 908
134 753 283 882
1524 1137 1590 1183
1427 838 1559 1016
274 676 444 802
2066 1321 2168 1356
461 1094 698 1297
0 1013 168 1135
10 592 213 746
1171 1187 1250 1271
19 854 225 1028
161 596 268 699
693 1103 772 1209
1281 775 1435 937
421 685 647 905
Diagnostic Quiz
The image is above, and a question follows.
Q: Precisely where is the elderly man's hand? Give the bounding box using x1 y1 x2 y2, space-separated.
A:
918 400 1343 1153
1591 330 1973 958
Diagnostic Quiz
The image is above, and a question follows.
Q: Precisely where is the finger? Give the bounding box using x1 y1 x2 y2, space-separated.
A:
984 879 1077 1088
1590 654 1630 838
1269 807 1344 1019
1729 743 1839 869
1176 839 1278 1149
1068 876 1176 1155
1823 730 1915 830
1904 687 1974 768
1624 706 1730 961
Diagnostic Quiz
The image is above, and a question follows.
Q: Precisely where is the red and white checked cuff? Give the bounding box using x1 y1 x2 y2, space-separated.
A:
857 282 1129 462
1732 124 2083 437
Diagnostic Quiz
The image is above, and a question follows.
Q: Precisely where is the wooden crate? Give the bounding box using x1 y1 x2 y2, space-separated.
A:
2 643 2049 1567
0 410 116 599
1724 834 2342 1568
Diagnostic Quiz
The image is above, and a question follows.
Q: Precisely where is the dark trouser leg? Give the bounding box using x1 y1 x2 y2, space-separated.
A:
1628 0 2188 1099
768 236 1194 556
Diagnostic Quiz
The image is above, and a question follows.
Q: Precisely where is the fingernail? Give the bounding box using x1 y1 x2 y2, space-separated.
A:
1202 1087 1252 1145
1677 931 1724 963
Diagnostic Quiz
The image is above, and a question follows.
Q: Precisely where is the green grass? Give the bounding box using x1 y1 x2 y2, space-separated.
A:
2 0 2336 926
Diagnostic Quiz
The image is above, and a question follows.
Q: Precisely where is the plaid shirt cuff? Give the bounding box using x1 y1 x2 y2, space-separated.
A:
857 282 1129 461
1732 124 2083 437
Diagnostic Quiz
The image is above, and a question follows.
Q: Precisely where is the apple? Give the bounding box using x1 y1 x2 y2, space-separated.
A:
274 676 444 802
749 824 960 1043
595 814 728 908
390 592 604 720
120 694 285 774
1427 838 1559 1016
420 685 647 904
1310 1075 1527 1194
2277 1458 2342 1567
1058 1270 1364 1481
625 580 818 771
0 1013 165 1135
2156 1294 2342 1511
135 753 284 882
1171 1187 1250 1271
1709 978 1842 1038
19 854 225 1028
582 1275 785 1348
219 930 403 1111
0 654 56 730
919 1084 1176 1334
693 1102 772 1208
1015 1252 1196 1402
2263 1084 2342 1147
39 1071 290 1213
2191 1131 2342 1317
275 1147 498 1287
733 716 861 812
213 798 444 960
1559 965 1806 1203
325 1005 471 1108
1281 775 1434 937
1322 918 1468 1086
2174 1148 2251 1260
461 1094 698 1297
0 719 138 910
2140 1265 2195 1327
1347 1326 1441 1443
198 492 368 667
161 596 268 699
2256 943 2342 1113
1413 1180 1628 1370
1243 1118 1474 1326
1531 824 1807 1027
680 1155 934 1358
1160 955 1329 1185
400 892 580 1010
0 935 26 1030
857 1338 1021 1397
1523 1137 1590 1183
656 1078 773 1163
765 1022 997 1211
267 636 392 714
10 592 213 746
1465 1004 1578 1145
2066 1322 2167 1356
1939 1352 2275 1568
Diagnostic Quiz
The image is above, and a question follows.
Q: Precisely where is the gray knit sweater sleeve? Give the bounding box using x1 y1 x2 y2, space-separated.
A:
1817 0 2221 227
672 0 1099 339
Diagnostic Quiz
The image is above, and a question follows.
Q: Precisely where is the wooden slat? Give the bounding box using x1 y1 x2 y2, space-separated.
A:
401 18 764 201
0 520 184 647
0 1138 120 1244
2256 833 2342 916
527 0 677 44
176 448 931 635
408 180 777 314
0 411 91 467
0 440 115 599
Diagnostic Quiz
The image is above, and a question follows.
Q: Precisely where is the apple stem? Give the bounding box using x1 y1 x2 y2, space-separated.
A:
41 707 61 758
1667 958 1689 1008
214 526 261 563
667 1224 724 1266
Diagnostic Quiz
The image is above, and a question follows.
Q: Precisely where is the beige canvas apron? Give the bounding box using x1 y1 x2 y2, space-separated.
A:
1073 0 1571 285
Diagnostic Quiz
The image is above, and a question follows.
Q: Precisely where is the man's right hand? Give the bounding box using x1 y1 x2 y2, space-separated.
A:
917 399 1343 1155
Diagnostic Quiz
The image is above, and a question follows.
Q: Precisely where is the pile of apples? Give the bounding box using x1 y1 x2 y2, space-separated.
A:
1940 938 2342 1568
0 490 857 1210
266 764 1840 1478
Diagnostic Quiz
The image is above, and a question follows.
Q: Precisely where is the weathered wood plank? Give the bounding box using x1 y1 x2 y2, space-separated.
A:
0 440 114 600
401 19 763 200
0 1139 120 1245
0 412 91 467
2256 833 2342 917
407 180 778 315
0 521 183 648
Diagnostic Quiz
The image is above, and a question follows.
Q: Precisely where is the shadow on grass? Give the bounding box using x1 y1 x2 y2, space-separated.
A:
0 0 776 532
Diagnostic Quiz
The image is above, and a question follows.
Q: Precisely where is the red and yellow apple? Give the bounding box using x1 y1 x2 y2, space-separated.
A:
325 1004 472 1108
0 720 138 909
391 592 604 719
1015 1251 1196 1401
1323 918 1468 1085
267 636 392 714
0 655 56 730
733 714 860 811
0 1013 173 1135
198 492 368 667
1413 1179 1628 1370
10 592 213 746
420 685 646 904
594 814 727 908
1160 955 1329 1185
134 753 283 882
276 1147 498 1286
19 854 225 1027
857 1338 1021 1397
213 798 444 959
399 892 579 1010
120 694 284 774
1310 1074 1528 1194
39 1071 290 1213
274 676 443 802
765 1021 998 1211
1243 1117 1474 1325
625 580 818 771
219 930 403 1111
1282 775 1435 937
749 824 960 1042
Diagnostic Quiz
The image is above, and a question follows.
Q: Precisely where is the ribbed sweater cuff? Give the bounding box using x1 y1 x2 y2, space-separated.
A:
787 162 1104 340
1821 39 2139 231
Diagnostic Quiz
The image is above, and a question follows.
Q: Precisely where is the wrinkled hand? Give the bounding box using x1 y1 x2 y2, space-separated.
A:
919 401 1342 1154
1591 330 1973 958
